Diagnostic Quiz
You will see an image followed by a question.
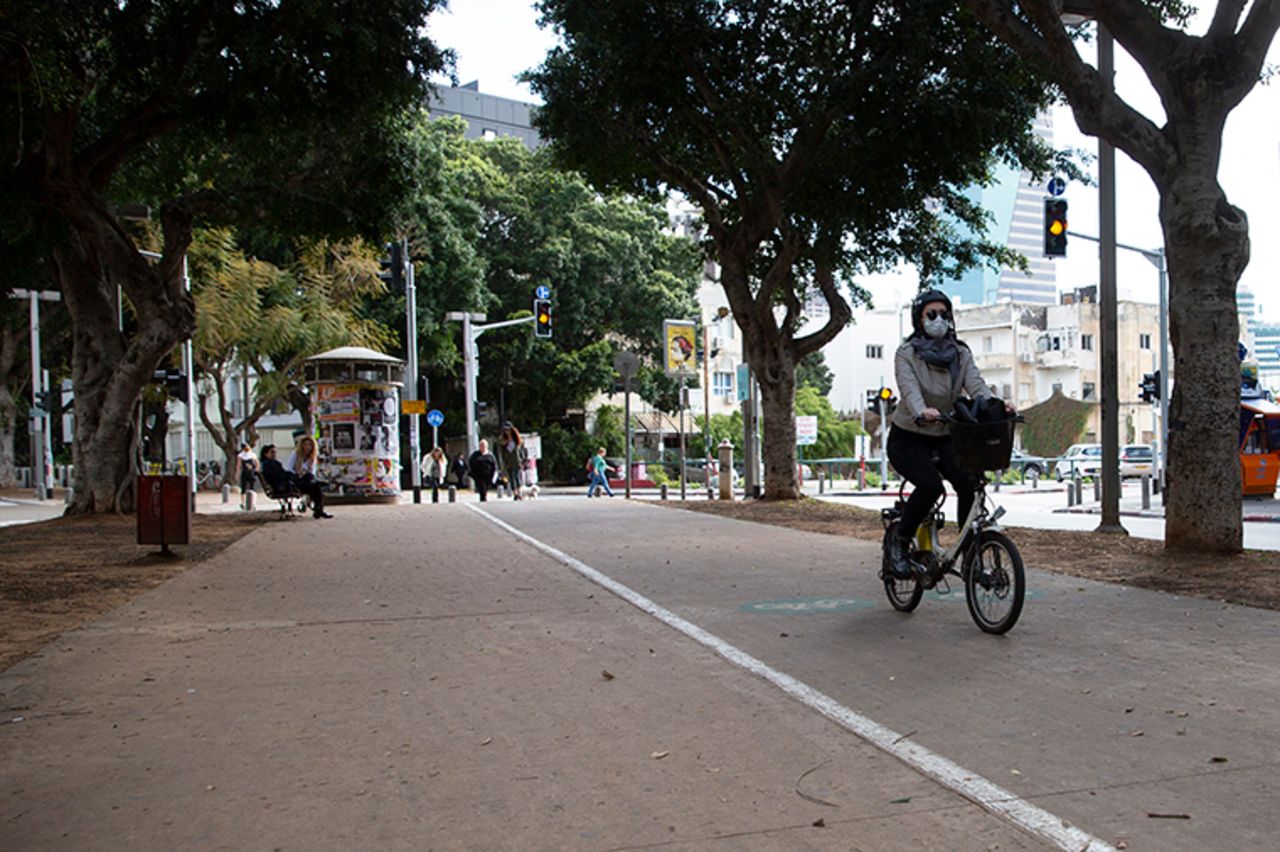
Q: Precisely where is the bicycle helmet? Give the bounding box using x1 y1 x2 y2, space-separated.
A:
910 288 955 338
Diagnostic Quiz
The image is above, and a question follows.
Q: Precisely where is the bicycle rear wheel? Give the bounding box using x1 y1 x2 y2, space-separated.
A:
964 530 1025 634
882 520 923 613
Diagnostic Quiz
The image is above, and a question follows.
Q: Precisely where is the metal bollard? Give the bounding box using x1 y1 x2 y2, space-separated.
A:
222 483 231 503
64 487 74 505
706 481 715 500
1093 476 1101 502
1067 483 1076 507
858 469 866 491
818 472 825 494
448 485 457 503
994 473 1001 492
660 483 669 501
1074 475 1084 505
1030 470 1039 489
245 489 256 511
413 486 421 504
1141 474 1151 509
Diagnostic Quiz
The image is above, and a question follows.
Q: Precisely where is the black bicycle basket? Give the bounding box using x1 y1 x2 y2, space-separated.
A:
950 418 1015 472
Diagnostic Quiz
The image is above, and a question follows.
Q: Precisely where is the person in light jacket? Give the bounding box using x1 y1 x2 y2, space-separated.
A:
422 446 447 504
885 288 1013 579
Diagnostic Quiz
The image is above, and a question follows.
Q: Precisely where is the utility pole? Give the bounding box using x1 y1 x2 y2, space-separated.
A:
13 289 61 499
181 256 196 507
402 237 421 501
1095 24 1124 534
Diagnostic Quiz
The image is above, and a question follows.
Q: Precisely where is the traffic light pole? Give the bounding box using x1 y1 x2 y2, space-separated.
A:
447 312 534 454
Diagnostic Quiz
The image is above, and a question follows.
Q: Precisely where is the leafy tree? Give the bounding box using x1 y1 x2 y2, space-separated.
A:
796 352 834 397
529 0 1060 499
795 385 865 460
962 2 1280 552
185 229 392 484
0 0 448 512
455 135 702 431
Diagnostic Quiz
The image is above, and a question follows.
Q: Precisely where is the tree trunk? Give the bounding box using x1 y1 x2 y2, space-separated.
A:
0 324 22 489
56 240 192 513
0 386 16 489
757 358 800 500
1161 179 1248 553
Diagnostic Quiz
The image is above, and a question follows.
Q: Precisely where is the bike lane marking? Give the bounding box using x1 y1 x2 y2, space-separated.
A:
469 504 1114 852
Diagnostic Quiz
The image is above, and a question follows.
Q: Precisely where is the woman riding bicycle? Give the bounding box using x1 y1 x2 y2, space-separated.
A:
886 289 1015 580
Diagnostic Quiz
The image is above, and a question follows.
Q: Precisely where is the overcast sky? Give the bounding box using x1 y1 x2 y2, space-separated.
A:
428 1 1280 320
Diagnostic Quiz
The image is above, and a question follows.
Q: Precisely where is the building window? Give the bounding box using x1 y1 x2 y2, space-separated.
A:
482 128 498 141
983 336 993 353
1051 336 1061 351
1081 334 1093 351
1020 382 1032 400
1052 382 1063 394
1082 382 1096 400
866 344 883 359
713 371 734 398
1002 383 1011 399
1140 333 1152 349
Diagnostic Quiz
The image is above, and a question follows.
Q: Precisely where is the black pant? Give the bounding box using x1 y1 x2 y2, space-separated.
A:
886 425 975 541
475 481 489 502
295 474 325 515
429 479 440 503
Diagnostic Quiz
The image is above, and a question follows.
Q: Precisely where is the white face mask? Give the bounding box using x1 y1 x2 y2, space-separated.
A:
923 315 951 339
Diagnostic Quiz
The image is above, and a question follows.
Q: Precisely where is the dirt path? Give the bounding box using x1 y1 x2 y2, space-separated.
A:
0 511 267 670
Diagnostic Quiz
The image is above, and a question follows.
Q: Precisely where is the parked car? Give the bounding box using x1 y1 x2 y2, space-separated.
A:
1007 448 1048 478
1054 443 1103 481
1119 444 1155 478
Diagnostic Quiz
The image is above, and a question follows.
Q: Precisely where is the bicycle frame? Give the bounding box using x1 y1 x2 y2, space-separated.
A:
918 480 1007 578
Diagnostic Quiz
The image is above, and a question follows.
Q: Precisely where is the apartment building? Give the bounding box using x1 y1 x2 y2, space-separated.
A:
953 289 1167 444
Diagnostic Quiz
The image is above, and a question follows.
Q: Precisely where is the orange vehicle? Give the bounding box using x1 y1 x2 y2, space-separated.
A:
1239 398 1280 497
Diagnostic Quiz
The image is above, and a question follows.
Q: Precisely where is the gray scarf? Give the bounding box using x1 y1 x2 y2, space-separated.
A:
910 336 961 386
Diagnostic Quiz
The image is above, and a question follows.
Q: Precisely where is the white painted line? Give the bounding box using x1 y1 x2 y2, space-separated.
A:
468 503 1113 852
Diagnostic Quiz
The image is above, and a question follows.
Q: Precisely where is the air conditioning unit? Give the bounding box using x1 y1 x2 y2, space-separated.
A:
1018 353 1033 363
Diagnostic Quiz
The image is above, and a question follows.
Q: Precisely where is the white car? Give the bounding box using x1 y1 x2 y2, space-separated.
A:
1054 443 1103 481
1120 444 1155 478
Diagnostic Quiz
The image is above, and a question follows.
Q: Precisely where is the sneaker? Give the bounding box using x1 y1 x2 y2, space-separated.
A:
887 535 913 580
314 511 334 519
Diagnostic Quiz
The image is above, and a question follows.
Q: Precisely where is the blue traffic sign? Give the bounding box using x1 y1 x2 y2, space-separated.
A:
535 284 551 300
1047 176 1067 197
426 409 445 427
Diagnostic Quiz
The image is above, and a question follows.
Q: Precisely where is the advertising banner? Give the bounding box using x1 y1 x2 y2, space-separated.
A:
663 319 698 376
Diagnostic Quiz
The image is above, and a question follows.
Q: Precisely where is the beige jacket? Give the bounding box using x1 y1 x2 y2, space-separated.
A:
890 338 990 437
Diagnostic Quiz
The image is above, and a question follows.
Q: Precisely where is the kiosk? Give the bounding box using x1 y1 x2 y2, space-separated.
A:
304 346 405 503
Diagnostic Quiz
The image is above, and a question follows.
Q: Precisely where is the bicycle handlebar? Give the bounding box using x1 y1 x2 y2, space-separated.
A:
914 413 1026 426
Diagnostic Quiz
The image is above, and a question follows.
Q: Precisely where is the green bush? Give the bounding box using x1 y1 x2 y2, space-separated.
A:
539 423 598 482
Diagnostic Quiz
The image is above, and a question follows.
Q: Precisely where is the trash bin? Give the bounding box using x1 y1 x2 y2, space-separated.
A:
137 475 190 554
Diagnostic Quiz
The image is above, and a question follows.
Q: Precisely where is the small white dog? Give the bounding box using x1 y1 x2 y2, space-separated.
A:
518 483 540 500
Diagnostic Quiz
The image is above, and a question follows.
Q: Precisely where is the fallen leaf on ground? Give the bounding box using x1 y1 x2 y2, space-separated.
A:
1147 813 1190 820
601 670 615 680
480 737 492 746
1130 730 1144 737
890 797 912 804
651 750 669 760
1209 756 1228 763
812 818 826 828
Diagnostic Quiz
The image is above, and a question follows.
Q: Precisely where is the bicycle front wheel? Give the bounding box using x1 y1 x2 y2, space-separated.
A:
882 520 923 613
964 531 1025 634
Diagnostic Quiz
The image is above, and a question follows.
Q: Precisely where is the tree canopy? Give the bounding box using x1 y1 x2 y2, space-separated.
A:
528 0 1063 497
0 0 449 512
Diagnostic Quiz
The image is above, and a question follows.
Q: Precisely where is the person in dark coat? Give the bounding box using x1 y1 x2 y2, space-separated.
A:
451 453 469 489
260 444 331 518
467 439 499 502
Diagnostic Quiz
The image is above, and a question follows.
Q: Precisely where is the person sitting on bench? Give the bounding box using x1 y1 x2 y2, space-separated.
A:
261 443 332 519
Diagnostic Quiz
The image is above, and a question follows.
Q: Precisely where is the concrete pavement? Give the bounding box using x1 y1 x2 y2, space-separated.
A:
1 500 1048 851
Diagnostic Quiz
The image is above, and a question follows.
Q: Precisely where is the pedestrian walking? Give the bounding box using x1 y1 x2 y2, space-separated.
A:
451 453 469 490
498 423 530 499
586 447 615 498
467 440 499 502
422 446 447 504
235 441 258 509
